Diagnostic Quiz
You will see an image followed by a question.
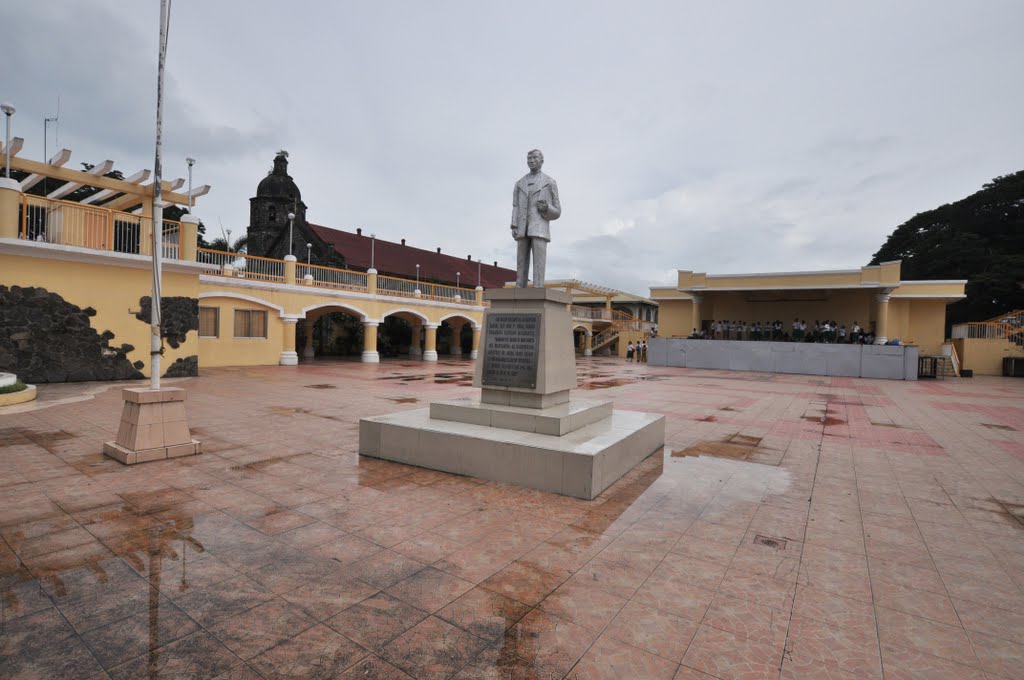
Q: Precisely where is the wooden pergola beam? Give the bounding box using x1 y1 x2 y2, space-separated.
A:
0 152 198 206
19 148 72 191
81 169 151 205
48 160 115 199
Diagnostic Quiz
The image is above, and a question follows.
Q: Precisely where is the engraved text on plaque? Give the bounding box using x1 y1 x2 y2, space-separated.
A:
481 313 541 389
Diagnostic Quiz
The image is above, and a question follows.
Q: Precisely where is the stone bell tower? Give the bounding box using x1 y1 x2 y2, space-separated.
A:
247 151 308 259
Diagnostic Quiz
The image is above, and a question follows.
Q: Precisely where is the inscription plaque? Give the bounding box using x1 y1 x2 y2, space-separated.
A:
482 313 541 389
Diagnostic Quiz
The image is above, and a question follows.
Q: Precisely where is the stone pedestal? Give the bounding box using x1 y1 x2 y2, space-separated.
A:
359 288 664 499
103 387 201 465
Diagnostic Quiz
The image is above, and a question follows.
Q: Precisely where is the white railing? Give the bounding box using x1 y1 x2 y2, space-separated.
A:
20 194 181 257
197 248 285 282
378 275 420 297
298 264 368 291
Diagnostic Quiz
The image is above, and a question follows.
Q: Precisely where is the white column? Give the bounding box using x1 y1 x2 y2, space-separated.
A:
279 319 298 366
874 293 891 345
362 321 380 363
470 325 481 359
423 323 438 362
584 329 593 356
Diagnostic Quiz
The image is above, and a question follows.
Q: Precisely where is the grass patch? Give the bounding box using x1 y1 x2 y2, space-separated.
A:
0 381 28 394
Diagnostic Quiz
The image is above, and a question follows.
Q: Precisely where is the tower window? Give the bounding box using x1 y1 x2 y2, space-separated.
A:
268 206 277 223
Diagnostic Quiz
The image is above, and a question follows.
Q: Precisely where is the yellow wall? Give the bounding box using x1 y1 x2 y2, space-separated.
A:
954 338 1022 376
904 299 947 355
197 296 285 368
658 299 694 337
0 252 198 377
703 290 874 330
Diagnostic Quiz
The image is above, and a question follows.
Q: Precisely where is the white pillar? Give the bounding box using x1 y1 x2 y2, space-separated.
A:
423 324 438 362
470 325 481 359
584 329 593 357
362 321 380 363
450 322 463 356
279 318 298 366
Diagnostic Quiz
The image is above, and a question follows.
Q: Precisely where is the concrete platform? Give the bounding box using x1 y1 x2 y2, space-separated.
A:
359 408 665 500
429 397 613 436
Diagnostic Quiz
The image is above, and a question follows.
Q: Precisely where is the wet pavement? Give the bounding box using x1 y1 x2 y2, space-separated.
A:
1 357 1023 679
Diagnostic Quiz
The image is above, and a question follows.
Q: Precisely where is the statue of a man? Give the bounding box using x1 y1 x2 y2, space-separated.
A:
511 149 561 287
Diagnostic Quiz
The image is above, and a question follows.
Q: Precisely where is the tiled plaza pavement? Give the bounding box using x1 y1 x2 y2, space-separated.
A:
2 357 1024 679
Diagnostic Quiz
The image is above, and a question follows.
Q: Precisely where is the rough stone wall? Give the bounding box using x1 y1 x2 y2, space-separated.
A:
164 355 198 378
135 296 199 349
0 285 145 383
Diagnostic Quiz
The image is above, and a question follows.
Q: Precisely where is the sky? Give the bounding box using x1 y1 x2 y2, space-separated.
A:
3 1 1022 296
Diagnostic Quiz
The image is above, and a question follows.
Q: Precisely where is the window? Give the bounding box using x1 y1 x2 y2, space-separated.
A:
234 309 268 338
268 205 277 223
199 307 219 338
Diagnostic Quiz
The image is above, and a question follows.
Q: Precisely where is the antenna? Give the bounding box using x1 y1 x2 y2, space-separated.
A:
43 95 60 195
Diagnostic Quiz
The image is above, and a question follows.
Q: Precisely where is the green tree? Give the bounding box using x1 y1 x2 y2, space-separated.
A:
870 170 1024 326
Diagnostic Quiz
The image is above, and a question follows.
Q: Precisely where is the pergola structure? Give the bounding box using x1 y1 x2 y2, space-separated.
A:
1 137 209 212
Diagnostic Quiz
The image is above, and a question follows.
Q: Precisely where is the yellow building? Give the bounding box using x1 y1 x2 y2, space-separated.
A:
0 144 658 382
650 262 966 357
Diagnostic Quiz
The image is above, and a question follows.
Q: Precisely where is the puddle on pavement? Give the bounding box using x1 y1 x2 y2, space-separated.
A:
387 397 420 404
697 415 718 422
871 422 905 428
982 423 1016 431
579 379 629 390
673 433 766 461
801 415 846 426
376 372 473 385
304 384 337 389
228 453 304 471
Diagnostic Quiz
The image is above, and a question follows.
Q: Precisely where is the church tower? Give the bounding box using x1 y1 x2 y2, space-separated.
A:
247 151 308 259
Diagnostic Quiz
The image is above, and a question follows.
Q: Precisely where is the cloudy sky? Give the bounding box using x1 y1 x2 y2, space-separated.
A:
4 1 1022 295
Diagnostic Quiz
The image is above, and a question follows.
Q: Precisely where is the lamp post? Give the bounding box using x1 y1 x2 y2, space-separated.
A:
306 243 312 266
370 232 376 270
287 211 295 257
1 103 14 178
186 157 195 212
415 264 420 295
456 271 460 288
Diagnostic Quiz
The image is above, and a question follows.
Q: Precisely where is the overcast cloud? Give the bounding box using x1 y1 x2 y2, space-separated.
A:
3 1 1022 295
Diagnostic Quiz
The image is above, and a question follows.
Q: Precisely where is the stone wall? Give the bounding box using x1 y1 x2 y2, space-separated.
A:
0 285 145 383
648 338 919 380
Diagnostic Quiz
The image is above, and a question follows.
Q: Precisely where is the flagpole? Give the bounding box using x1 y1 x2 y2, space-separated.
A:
150 0 172 390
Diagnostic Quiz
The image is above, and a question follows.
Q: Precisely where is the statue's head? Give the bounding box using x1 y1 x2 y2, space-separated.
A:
526 149 544 172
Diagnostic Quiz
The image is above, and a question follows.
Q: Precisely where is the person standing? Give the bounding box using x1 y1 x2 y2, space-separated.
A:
627 341 635 362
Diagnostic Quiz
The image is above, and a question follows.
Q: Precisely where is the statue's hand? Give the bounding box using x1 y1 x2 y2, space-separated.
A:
537 200 548 213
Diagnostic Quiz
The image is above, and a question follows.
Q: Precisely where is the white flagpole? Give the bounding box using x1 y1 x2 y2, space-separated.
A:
150 0 172 390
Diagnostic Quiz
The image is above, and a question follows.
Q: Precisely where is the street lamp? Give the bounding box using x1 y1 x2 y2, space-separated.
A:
186 157 195 212
456 271 460 288
415 264 420 295
370 232 376 270
287 211 295 256
306 242 312 266
1 103 14 178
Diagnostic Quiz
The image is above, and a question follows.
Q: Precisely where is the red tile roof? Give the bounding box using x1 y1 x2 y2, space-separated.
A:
309 223 516 289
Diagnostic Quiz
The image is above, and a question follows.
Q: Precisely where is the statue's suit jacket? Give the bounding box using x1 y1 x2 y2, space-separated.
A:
512 171 561 241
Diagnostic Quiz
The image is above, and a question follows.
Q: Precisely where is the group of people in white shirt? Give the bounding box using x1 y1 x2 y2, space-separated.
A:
690 319 875 344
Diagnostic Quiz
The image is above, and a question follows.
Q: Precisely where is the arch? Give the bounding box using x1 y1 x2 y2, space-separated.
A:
571 323 591 333
198 291 286 316
301 301 368 321
439 312 477 329
381 307 430 324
